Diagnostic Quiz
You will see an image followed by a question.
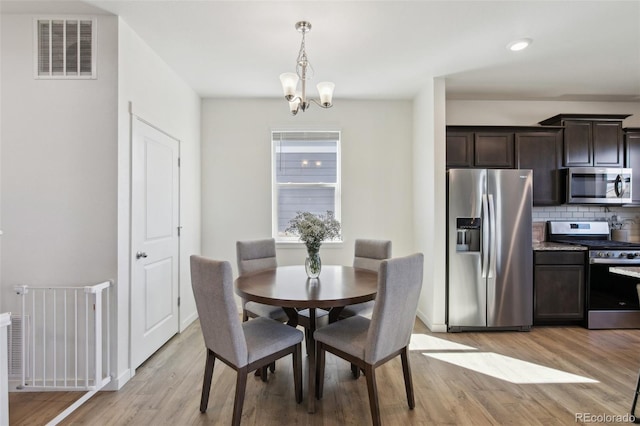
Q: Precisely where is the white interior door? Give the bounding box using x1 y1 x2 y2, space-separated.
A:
131 117 180 370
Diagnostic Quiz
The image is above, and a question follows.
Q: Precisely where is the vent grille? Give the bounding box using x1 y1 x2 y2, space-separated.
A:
35 18 96 79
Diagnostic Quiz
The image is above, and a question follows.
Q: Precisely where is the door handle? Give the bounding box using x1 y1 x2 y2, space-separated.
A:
136 251 148 259
488 194 496 279
614 174 622 197
481 194 489 278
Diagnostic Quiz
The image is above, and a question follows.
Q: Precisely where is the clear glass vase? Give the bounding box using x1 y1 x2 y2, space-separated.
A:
305 250 322 278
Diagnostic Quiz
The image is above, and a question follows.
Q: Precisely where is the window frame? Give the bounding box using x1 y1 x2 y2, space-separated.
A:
271 129 342 244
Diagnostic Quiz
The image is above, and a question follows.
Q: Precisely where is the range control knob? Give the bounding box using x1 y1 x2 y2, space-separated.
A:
620 252 627 257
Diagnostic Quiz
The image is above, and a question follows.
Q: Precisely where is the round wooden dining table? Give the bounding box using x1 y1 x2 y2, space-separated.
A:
234 265 378 413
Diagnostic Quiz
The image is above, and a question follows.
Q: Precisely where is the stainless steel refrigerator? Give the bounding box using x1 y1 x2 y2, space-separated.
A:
447 169 533 331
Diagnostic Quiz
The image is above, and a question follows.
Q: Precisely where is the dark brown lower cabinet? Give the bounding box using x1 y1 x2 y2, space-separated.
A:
534 251 585 324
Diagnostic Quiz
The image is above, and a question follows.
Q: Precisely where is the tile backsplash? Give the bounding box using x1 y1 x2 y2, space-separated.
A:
533 205 640 242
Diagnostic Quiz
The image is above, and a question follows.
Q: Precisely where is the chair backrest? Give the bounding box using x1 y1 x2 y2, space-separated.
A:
236 238 278 276
353 239 392 272
190 255 248 367
364 253 424 364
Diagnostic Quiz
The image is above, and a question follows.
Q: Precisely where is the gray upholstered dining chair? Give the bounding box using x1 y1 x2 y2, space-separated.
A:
340 239 392 319
236 238 288 322
314 253 424 426
236 238 326 356
190 255 303 426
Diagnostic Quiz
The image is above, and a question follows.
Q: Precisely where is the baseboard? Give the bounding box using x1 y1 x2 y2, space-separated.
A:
416 309 447 333
103 369 132 391
180 311 198 333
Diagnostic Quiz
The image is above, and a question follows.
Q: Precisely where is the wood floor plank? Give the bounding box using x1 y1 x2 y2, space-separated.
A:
9 319 640 425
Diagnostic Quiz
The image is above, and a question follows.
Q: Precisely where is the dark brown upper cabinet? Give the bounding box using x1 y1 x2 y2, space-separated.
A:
446 127 514 169
446 131 474 167
539 114 630 167
625 127 640 204
515 129 563 206
474 132 514 168
446 126 563 206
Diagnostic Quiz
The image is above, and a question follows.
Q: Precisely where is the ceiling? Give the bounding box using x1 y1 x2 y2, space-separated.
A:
2 0 640 102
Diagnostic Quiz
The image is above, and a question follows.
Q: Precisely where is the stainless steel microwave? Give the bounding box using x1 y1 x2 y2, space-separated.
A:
566 167 632 204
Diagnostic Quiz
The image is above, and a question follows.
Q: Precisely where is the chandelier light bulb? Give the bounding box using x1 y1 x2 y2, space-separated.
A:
317 82 335 107
288 98 301 115
280 73 299 100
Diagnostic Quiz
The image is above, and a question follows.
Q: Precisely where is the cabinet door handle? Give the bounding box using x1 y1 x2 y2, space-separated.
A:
136 251 148 259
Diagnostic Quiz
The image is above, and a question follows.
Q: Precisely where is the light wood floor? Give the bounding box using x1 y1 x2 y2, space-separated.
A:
9 319 640 425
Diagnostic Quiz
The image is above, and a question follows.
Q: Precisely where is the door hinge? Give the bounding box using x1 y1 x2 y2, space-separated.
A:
178 157 181 167
177 225 183 236
177 297 181 307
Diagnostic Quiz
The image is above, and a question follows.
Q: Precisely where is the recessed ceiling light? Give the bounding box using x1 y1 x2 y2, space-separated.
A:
507 38 532 52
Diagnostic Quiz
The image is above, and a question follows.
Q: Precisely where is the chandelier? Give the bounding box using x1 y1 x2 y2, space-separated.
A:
279 21 335 115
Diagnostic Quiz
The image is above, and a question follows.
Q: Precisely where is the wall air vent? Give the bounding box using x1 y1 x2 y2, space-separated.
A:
34 17 97 79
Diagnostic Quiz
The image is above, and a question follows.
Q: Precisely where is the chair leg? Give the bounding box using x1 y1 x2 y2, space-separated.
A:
293 343 303 404
317 343 326 399
304 327 311 355
401 346 415 409
269 361 276 373
242 309 248 322
631 367 640 423
260 366 268 382
232 367 248 426
351 363 360 379
364 364 381 426
200 349 216 413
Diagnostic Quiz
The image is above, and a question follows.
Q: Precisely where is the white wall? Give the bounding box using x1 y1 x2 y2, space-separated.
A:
0 14 118 312
413 78 447 332
201 99 413 275
0 13 201 392
116 19 201 388
446 100 640 127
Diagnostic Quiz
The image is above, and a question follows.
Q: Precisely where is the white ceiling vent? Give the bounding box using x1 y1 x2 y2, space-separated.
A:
34 17 97 79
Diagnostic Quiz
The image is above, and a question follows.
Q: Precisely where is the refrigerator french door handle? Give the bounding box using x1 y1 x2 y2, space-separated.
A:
481 194 489 278
488 194 496 278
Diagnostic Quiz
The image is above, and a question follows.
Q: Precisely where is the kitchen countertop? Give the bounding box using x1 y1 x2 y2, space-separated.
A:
533 242 588 251
610 266 640 279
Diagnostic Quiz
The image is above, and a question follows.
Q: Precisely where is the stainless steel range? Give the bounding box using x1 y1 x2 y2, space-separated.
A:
548 221 640 329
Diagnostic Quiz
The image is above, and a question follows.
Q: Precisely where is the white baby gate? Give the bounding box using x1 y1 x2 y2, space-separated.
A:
11 281 112 425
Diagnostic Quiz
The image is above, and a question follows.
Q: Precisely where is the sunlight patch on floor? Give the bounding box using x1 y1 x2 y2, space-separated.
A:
409 333 477 351
423 351 599 384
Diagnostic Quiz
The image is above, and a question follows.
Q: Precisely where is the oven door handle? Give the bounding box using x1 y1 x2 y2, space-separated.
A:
590 258 640 265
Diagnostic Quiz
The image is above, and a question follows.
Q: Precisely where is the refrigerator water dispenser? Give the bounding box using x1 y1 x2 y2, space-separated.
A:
456 218 480 252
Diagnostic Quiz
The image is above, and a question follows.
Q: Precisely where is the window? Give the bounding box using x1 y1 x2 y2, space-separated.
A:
272 130 341 242
35 18 96 79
